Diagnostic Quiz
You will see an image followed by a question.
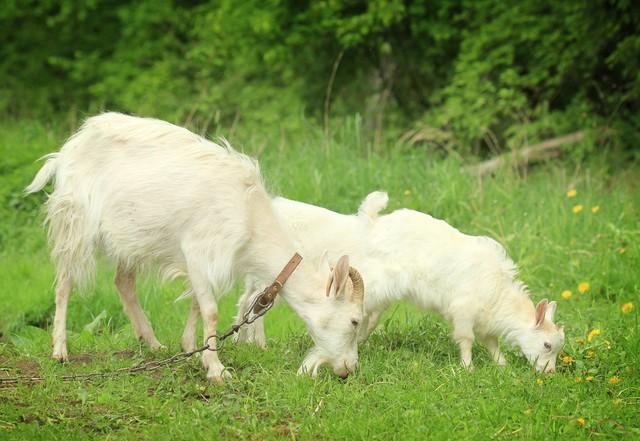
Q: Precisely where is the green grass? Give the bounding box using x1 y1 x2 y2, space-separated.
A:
1 118 639 439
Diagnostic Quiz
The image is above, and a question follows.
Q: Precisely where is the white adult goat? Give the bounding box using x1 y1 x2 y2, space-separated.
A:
25 112 364 381
186 192 565 372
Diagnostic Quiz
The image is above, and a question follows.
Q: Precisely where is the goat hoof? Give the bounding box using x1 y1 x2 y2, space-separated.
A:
207 369 232 383
145 338 165 350
52 351 68 363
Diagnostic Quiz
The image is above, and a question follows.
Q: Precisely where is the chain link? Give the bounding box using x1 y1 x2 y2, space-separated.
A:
0 289 276 388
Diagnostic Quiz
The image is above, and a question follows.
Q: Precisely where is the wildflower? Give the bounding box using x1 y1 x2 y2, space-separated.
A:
403 189 411 196
561 290 572 299
575 376 582 383
622 302 634 313
618 247 626 254
576 417 586 427
591 206 600 213
575 337 584 345
578 282 590 293
535 378 544 386
587 328 600 342
562 356 573 364
566 189 577 198
585 376 594 382
573 204 584 213
608 376 620 385
585 350 594 358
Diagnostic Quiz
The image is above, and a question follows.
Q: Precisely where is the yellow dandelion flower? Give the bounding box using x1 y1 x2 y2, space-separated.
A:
403 189 411 196
608 376 620 385
566 189 577 198
573 204 584 213
578 282 590 293
576 417 586 426
575 376 582 383
587 328 600 342
575 337 585 345
535 378 544 386
561 290 572 299
585 350 595 358
617 247 626 254
585 376 594 382
563 356 573 364
622 302 634 313
591 205 600 213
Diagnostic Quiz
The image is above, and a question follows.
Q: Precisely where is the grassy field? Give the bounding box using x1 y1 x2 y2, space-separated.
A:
1 118 639 440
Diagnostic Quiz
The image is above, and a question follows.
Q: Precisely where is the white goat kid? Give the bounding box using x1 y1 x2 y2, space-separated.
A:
26 113 364 381
209 192 564 372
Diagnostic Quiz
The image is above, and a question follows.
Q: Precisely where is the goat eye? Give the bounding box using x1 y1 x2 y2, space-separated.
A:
351 319 359 327
544 342 552 350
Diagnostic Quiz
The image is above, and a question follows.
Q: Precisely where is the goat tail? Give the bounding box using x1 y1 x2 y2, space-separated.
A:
25 153 60 194
358 191 388 220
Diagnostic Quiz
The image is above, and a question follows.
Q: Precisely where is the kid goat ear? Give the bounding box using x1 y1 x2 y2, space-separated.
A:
544 300 557 322
534 299 548 327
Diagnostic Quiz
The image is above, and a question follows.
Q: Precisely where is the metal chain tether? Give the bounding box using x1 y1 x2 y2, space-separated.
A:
0 253 302 388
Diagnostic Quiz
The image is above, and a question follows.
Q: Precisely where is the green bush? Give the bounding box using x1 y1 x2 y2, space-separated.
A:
1 0 638 153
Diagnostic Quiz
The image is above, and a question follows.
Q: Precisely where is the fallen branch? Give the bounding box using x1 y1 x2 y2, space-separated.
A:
464 131 585 177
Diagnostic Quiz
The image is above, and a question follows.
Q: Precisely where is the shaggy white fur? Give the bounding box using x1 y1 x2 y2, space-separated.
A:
213 191 564 372
26 112 364 381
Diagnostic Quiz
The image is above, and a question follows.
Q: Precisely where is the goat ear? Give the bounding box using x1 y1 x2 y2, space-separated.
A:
545 300 557 323
535 299 548 327
326 255 349 298
325 274 333 297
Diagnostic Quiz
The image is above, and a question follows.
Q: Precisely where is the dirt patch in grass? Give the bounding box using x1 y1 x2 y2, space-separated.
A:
113 350 135 359
20 413 45 425
272 422 294 438
15 359 40 376
68 353 96 364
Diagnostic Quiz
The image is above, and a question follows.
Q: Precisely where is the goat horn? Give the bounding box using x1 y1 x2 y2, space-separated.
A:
348 266 364 304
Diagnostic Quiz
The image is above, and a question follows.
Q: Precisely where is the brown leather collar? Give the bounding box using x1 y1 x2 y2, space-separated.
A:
252 253 303 314
275 252 303 286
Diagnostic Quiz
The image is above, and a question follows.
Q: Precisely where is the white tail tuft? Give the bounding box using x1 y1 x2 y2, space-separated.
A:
358 191 388 220
25 153 59 194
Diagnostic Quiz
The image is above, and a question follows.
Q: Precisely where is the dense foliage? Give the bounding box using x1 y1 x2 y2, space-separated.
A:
2 0 639 153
